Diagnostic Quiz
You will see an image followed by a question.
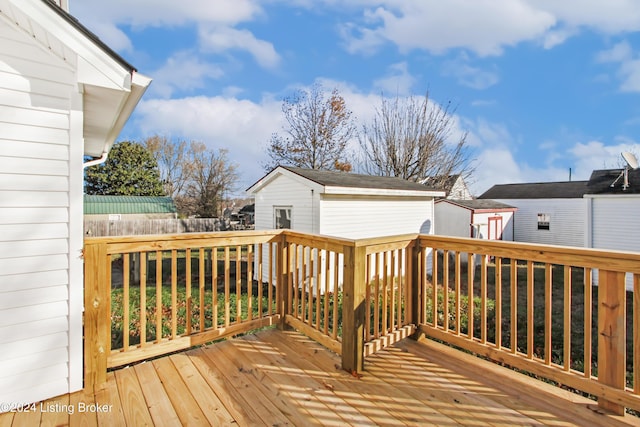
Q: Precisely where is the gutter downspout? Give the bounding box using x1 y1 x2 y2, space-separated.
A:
82 151 108 169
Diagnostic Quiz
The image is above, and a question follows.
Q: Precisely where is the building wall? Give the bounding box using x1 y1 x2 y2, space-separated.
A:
0 22 81 406
495 198 587 247
320 195 434 239
589 196 640 252
434 203 472 237
253 173 320 234
473 211 515 241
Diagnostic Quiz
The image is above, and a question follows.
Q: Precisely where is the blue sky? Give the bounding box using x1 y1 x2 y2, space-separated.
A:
73 0 640 196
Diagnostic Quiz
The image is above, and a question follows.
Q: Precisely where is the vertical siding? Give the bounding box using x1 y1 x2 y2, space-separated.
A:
320 195 433 239
496 199 587 247
0 23 76 406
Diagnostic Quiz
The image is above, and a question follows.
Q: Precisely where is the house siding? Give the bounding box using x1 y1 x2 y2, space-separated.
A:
0 22 78 405
495 199 587 247
473 211 514 241
253 173 320 234
590 197 640 252
320 195 433 239
435 203 472 237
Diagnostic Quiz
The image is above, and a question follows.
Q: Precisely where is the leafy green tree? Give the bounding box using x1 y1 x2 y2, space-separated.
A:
84 141 164 196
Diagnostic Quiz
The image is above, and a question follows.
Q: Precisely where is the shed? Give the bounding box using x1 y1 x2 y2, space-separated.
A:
247 166 445 239
84 195 178 220
434 199 516 241
478 180 589 247
0 0 150 408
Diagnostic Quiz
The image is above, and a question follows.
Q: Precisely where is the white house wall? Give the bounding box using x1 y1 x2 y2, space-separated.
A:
319 195 433 239
253 172 320 234
588 196 640 291
434 203 471 237
496 199 587 247
473 211 514 241
0 23 80 406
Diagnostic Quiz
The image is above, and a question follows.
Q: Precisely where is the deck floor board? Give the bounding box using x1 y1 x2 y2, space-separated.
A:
2 328 639 426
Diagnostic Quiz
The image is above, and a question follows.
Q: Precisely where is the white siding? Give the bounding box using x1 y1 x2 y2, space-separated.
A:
496 199 587 247
588 196 640 291
320 195 433 239
473 211 515 241
590 197 640 253
253 173 320 233
0 22 77 406
435 203 472 237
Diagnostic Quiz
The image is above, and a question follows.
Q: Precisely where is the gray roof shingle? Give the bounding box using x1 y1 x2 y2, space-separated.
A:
280 166 440 192
478 181 589 199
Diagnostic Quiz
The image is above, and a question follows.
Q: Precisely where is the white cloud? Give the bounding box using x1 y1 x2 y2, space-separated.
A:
337 0 640 57
595 41 640 93
442 56 499 90
133 95 283 188
198 26 281 69
72 0 270 65
341 1 556 57
149 52 224 98
372 62 416 96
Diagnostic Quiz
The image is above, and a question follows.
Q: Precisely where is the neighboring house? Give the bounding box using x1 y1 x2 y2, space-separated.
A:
0 0 150 409
248 166 445 239
478 180 589 248
422 174 473 200
84 195 178 220
434 199 517 241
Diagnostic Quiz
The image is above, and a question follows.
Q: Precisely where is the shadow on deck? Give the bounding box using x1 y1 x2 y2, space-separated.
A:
1 329 638 426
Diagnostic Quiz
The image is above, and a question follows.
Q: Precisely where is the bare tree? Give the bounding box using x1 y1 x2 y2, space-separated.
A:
359 93 474 188
144 135 192 198
183 143 238 218
265 84 355 171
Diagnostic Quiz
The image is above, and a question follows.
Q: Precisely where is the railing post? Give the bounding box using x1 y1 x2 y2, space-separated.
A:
409 239 425 340
342 243 366 374
597 269 626 415
277 233 290 330
83 241 109 389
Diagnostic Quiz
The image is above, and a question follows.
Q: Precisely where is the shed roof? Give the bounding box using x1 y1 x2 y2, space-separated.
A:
478 181 589 199
84 195 177 215
436 199 516 211
248 166 444 197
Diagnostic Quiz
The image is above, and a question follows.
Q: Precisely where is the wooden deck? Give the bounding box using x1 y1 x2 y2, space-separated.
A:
2 329 639 427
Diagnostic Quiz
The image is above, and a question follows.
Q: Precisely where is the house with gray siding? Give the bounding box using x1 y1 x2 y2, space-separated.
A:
0 0 149 409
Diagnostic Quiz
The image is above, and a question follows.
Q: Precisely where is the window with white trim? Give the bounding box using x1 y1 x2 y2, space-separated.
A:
274 207 292 229
537 213 550 230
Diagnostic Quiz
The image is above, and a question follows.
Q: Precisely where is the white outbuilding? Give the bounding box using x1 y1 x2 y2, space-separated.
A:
434 199 517 241
0 0 150 408
247 166 445 239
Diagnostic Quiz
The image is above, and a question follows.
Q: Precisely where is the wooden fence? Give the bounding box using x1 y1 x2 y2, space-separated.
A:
84 218 225 237
84 230 640 415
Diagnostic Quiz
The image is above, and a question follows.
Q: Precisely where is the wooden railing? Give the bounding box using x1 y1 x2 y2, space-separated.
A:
83 230 284 387
84 231 640 414
417 235 640 415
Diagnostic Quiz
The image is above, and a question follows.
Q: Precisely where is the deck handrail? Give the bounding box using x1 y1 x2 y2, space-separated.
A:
84 230 640 415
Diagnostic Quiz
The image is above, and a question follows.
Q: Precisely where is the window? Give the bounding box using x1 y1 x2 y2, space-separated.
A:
537 213 550 230
274 207 292 229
